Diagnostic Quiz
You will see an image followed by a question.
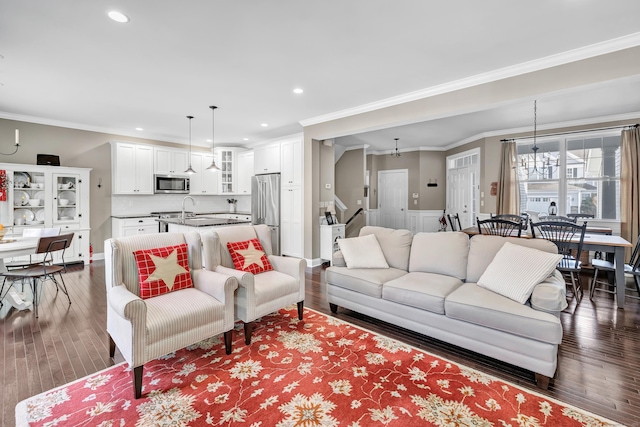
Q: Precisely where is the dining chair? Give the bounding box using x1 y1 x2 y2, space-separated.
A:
491 213 528 230
530 220 587 303
0 233 74 317
476 217 523 237
447 213 461 231
4 228 61 271
590 234 640 301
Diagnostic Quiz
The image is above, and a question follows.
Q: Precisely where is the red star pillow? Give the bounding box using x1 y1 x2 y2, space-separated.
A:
133 243 193 299
227 238 274 274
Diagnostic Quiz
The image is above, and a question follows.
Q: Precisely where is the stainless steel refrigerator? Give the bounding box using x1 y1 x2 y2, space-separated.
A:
251 173 281 255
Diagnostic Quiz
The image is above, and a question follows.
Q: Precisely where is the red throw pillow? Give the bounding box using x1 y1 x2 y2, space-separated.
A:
133 243 193 299
227 238 273 274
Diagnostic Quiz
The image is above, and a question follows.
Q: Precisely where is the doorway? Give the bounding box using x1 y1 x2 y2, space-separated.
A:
446 148 480 230
378 169 408 229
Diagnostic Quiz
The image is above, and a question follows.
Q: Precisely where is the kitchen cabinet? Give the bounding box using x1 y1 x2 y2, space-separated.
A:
215 147 250 194
112 216 159 238
154 147 188 175
281 137 302 186
111 142 154 194
253 142 281 174
236 151 254 195
280 136 303 258
189 152 219 195
0 163 91 265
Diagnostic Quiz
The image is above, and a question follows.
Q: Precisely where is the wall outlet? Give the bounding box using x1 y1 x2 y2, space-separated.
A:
357 200 362 205
325 183 331 189
414 200 417 205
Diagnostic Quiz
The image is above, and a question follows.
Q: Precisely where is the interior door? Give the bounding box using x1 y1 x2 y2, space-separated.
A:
378 170 407 229
446 150 480 230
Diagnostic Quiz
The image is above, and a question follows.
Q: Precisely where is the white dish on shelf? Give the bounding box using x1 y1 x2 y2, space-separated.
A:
35 209 45 221
58 190 76 204
13 172 31 188
14 190 29 206
26 220 44 225
59 208 76 220
14 209 35 222
34 190 45 200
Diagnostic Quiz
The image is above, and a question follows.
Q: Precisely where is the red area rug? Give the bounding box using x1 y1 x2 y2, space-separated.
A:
16 307 621 426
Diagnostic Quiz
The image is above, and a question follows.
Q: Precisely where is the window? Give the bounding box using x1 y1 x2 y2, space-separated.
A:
517 132 621 220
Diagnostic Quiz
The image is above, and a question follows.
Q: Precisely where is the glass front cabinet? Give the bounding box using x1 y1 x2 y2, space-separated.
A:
0 163 91 265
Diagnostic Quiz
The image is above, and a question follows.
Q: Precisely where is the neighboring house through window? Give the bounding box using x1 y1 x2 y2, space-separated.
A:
517 131 621 220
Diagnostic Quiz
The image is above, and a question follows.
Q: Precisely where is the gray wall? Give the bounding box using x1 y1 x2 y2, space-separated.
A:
335 148 365 237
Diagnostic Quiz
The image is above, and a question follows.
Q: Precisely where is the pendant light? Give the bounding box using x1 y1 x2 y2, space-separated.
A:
206 105 221 171
183 115 197 174
390 138 401 157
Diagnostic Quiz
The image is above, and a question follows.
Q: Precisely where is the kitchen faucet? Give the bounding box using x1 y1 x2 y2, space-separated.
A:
181 196 195 223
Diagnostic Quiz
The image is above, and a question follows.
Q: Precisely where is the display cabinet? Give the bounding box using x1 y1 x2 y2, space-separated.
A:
0 163 91 265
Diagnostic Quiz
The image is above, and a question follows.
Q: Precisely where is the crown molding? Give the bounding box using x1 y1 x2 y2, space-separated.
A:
442 111 640 151
300 32 640 128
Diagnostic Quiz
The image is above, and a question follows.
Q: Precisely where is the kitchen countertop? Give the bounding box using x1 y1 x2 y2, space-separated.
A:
159 217 252 227
112 211 251 219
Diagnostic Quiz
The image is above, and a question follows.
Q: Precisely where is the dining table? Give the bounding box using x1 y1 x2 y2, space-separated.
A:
0 235 39 310
461 227 632 308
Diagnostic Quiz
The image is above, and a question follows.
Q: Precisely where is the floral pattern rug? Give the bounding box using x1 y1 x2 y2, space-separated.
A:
16 306 622 426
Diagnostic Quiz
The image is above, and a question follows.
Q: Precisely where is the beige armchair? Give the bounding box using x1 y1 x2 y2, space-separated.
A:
104 232 238 398
202 224 306 344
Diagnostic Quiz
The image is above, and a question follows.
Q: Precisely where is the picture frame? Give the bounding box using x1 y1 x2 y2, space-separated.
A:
325 211 334 225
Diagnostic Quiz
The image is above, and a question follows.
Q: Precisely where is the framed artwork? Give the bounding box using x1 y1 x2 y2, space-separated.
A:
325 212 334 225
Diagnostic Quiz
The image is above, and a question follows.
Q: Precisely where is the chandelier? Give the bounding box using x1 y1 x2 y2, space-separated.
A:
519 100 559 179
390 138 401 157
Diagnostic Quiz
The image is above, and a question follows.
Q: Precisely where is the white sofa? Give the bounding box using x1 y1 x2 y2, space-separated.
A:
325 226 568 388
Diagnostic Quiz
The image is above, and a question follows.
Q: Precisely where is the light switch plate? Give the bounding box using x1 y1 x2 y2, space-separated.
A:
412 193 419 198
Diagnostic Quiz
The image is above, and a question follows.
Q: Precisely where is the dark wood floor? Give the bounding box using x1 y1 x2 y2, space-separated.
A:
2 262 640 426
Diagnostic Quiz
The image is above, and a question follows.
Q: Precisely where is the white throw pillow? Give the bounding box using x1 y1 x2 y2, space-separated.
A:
477 242 562 304
337 234 389 269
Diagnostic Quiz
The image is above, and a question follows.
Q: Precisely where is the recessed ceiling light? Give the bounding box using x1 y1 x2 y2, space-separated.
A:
243 138 249 141
261 123 269 127
108 11 129 23
293 88 304 94
135 127 143 131
206 139 212 143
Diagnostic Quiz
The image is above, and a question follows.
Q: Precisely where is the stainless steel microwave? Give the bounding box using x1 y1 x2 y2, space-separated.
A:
154 175 190 194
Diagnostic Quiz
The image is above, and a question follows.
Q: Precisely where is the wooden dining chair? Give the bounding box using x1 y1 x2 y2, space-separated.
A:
447 213 462 231
530 221 587 303
544 215 577 223
476 217 523 237
491 213 528 230
0 233 74 317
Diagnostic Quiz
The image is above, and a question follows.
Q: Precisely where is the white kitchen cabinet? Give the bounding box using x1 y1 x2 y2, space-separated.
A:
189 152 219 195
236 151 254 195
154 147 189 175
279 136 303 258
253 142 281 174
112 216 159 238
281 137 303 186
0 162 91 265
111 142 154 194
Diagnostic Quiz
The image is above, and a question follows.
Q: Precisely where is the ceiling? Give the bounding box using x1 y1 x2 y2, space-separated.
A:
1 1 640 152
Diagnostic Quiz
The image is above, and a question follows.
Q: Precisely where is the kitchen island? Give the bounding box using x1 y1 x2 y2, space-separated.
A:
161 216 251 234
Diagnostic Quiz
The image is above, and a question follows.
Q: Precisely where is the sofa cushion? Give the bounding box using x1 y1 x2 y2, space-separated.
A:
359 226 413 271
227 238 274 274
408 232 469 280
530 270 568 313
477 242 562 304
445 283 563 344
133 243 193 299
337 233 389 269
383 272 464 315
325 266 407 298
466 235 558 283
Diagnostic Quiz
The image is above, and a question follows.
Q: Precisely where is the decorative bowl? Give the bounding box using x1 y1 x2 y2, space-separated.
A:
59 199 70 206
28 199 41 206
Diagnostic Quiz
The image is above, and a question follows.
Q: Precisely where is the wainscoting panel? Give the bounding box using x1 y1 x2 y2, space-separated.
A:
367 209 443 233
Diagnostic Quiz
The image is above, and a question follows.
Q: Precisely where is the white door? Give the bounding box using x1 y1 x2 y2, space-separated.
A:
446 149 480 230
378 170 407 229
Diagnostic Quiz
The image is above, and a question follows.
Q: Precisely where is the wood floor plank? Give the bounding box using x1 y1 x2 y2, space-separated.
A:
2 262 640 427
